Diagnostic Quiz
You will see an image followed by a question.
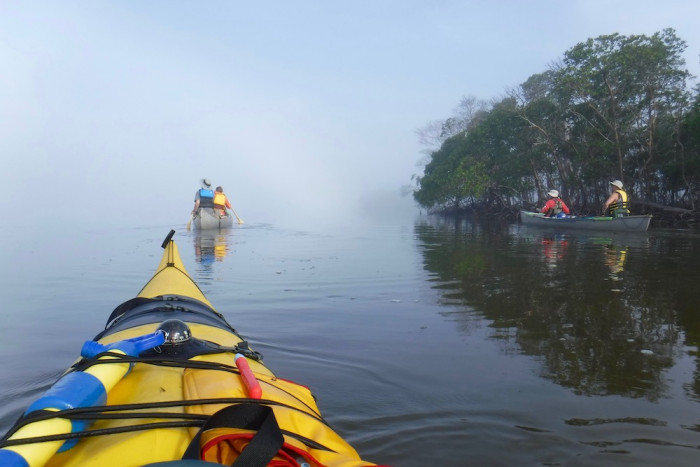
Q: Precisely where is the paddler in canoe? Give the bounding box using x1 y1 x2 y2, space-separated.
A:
192 177 215 216
602 180 631 217
538 189 571 218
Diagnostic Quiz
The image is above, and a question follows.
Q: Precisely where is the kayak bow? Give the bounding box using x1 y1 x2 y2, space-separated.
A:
0 230 377 467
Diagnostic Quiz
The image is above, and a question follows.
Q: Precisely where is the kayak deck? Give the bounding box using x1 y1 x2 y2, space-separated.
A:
0 230 376 467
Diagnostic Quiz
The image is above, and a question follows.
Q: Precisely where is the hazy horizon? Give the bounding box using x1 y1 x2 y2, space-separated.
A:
2 1 699 230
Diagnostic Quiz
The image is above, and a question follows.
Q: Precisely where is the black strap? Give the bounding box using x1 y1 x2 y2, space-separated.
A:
182 404 284 467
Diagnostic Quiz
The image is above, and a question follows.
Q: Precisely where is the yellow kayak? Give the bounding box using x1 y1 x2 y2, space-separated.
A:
0 230 377 467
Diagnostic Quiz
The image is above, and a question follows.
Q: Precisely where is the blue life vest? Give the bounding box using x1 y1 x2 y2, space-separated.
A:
199 189 214 208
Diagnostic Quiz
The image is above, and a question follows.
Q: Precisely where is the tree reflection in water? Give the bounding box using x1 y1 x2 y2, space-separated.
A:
415 216 699 402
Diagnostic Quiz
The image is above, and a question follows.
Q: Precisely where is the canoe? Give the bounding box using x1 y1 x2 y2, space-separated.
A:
519 210 652 232
0 230 377 467
193 208 234 230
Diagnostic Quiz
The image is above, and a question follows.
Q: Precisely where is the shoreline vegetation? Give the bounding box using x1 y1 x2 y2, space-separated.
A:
412 29 700 231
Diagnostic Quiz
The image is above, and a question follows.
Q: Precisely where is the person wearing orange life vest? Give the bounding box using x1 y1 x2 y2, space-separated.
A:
540 189 570 217
213 186 232 216
602 180 630 217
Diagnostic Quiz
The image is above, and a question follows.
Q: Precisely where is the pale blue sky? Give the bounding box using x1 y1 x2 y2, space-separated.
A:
1 1 699 228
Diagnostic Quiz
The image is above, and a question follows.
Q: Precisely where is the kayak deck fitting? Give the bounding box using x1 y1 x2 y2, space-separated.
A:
0 230 378 467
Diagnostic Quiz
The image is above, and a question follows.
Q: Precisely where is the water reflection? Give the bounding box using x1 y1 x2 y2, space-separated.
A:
415 216 700 402
541 234 569 271
193 230 232 265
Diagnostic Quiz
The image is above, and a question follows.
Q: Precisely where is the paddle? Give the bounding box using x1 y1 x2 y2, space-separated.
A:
229 207 244 224
186 212 193 230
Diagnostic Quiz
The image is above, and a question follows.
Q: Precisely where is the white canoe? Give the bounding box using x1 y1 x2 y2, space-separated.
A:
519 210 652 232
193 208 234 230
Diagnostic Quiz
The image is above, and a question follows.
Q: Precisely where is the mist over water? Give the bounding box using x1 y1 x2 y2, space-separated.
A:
5 2 698 241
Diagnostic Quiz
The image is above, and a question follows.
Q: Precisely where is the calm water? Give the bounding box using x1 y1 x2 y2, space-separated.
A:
1 216 699 466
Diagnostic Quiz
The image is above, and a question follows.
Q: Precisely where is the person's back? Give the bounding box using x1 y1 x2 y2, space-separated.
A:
198 189 214 208
541 189 570 217
193 178 215 215
213 186 231 215
603 180 630 217
548 198 564 217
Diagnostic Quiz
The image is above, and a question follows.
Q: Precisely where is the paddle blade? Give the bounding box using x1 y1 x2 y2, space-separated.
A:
228 208 244 224
186 215 192 230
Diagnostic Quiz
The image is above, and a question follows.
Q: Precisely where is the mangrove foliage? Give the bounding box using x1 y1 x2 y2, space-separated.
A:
413 29 700 221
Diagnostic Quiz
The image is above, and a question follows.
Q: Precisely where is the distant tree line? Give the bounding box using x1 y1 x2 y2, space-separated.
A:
413 29 700 220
